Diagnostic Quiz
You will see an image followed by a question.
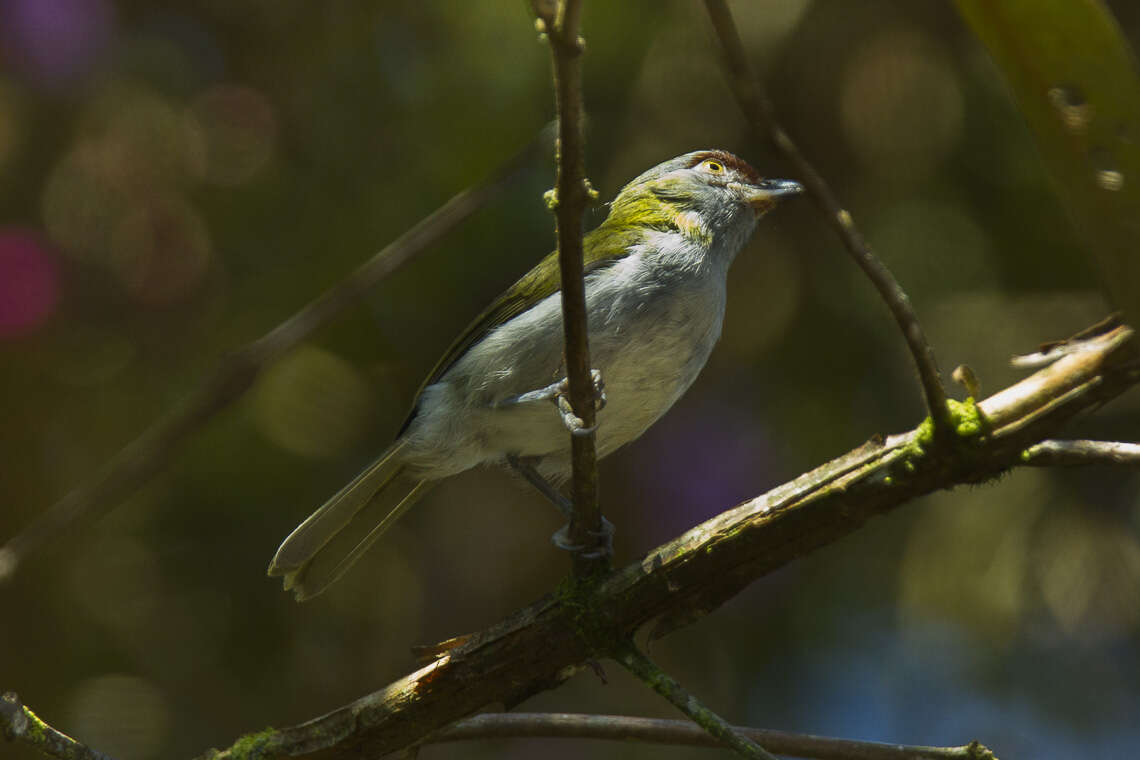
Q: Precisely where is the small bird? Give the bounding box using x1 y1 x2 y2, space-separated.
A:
268 149 801 600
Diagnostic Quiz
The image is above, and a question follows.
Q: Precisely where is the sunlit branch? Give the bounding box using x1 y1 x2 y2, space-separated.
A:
1 692 118 760
1021 439 1140 466
184 322 1131 760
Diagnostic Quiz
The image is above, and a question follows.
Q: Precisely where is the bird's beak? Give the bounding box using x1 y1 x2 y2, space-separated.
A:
746 178 803 215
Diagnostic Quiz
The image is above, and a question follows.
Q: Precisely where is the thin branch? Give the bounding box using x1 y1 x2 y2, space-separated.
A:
616 645 779 760
536 0 608 573
1010 313 1124 369
183 322 1130 760
0 132 551 585
702 0 954 439
1 692 118 760
1021 439 1140 466
433 712 997 760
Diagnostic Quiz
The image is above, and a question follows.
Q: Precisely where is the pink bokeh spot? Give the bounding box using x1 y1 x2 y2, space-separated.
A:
0 0 114 89
0 229 60 338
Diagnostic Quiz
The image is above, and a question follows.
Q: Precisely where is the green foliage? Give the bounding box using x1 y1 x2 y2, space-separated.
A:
955 0 1140 320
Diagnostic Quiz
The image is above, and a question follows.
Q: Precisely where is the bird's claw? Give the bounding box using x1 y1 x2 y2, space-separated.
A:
556 394 596 436
553 369 605 435
552 516 615 558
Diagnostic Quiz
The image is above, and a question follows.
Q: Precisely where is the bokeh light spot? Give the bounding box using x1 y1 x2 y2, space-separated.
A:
0 0 114 89
83 83 190 182
110 194 211 306
66 674 169 760
1034 510 1140 641
253 344 374 459
42 139 132 262
841 28 963 182
0 228 60 338
44 324 135 386
186 84 277 185
0 80 23 170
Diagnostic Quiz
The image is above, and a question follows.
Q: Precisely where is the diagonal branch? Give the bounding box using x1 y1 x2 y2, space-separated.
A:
152 321 1129 760
616 644 779 759
702 0 954 439
535 0 608 572
1 692 118 760
0 132 551 585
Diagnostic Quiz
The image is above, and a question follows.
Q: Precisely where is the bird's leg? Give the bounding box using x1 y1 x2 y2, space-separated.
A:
495 369 606 437
507 455 573 518
506 455 615 555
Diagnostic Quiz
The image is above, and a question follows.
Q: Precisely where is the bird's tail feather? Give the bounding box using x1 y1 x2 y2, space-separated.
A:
267 440 432 601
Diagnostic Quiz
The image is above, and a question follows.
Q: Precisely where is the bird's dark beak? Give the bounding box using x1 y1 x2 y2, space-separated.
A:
747 178 803 215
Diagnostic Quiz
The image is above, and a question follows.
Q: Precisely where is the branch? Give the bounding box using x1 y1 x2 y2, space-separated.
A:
1 692 118 760
164 322 1130 760
702 0 954 439
0 697 998 760
433 712 997 760
535 0 607 572
616 645 778 759
1021 439 1140 466
0 132 550 585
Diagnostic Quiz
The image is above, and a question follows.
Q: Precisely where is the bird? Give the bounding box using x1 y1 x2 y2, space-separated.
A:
268 149 801 600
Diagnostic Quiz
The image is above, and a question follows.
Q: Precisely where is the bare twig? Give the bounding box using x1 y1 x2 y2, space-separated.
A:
616 645 779 760
1011 313 1125 369
1021 439 1140 466
535 0 608 573
1 692 118 760
433 712 997 760
702 0 953 439
0 133 550 585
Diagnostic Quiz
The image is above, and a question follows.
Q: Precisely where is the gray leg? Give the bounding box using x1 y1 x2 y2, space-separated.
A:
507 455 573 518
506 455 615 556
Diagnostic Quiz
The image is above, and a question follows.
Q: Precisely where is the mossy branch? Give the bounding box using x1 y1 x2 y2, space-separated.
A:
616 644 779 759
145 322 1130 759
1 692 119 760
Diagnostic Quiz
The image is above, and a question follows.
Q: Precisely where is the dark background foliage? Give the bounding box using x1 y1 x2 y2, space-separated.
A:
2 1 1140 758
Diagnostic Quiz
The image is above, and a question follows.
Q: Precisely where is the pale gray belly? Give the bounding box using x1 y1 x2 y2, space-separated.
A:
402 259 727 479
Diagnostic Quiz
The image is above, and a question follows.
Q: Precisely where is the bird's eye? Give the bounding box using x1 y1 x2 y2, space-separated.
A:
705 160 724 173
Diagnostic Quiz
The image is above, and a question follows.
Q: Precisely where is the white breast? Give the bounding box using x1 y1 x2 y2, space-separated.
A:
401 232 730 481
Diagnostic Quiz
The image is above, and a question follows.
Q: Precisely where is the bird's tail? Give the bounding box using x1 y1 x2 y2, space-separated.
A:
267 440 433 601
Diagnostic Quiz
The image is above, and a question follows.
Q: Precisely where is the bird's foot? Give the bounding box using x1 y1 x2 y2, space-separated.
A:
554 369 605 436
496 369 605 437
552 516 615 558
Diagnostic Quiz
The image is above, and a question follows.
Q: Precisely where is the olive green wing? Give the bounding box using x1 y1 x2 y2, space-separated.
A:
397 225 638 434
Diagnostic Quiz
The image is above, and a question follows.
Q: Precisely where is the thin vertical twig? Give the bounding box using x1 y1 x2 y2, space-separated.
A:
703 0 954 439
536 0 608 574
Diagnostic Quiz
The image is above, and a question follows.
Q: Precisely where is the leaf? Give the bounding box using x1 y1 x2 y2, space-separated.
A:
956 0 1140 320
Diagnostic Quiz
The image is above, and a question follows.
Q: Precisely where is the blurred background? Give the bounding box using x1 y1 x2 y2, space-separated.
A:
3 1 1140 758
